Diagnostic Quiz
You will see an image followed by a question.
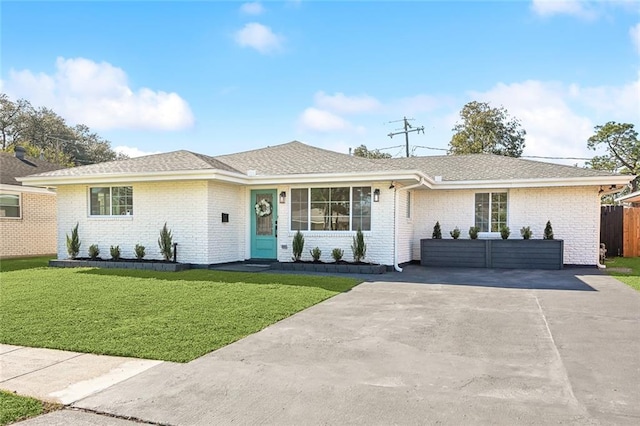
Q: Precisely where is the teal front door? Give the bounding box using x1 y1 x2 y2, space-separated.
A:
250 189 277 259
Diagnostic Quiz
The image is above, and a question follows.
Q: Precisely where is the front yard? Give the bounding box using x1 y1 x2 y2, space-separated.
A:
0 259 359 362
0 391 60 425
604 257 640 291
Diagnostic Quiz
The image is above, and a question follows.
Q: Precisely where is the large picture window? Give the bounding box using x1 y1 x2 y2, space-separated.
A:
475 192 507 232
291 186 371 231
90 186 133 216
0 194 20 218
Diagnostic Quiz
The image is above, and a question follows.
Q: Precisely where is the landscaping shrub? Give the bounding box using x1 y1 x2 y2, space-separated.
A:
332 248 344 262
135 244 146 260
292 230 304 261
520 226 533 240
351 227 367 262
158 222 173 261
432 221 442 239
66 223 81 259
500 225 510 240
110 245 121 260
450 227 461 239
88 244 100 260
469 226 480 240
544 220 554 240
310 247 322 262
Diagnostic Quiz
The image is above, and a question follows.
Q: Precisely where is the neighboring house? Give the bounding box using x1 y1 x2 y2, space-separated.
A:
0 147 63 258
20 141 632 268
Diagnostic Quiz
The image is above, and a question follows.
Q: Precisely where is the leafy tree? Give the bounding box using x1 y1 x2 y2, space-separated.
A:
449 101 526 157
587 122 639 192
353 144 392 159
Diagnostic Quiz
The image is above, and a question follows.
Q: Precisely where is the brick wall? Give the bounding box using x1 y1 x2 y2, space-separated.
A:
412 186 601 265
207 181 247 263
0 191 57 257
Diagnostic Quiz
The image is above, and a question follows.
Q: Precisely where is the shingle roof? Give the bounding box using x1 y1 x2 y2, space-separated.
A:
25 150 241 178
0 153 64 185
215 141 380 175
380 154 617 181
21 140 621 182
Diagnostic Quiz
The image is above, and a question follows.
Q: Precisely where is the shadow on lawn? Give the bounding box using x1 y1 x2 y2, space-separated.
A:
76 268 360 293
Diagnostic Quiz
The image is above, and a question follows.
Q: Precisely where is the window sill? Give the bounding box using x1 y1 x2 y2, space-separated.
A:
88 216 134 220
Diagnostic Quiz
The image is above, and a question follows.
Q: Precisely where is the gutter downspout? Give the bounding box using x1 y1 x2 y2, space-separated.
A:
393 178 430 272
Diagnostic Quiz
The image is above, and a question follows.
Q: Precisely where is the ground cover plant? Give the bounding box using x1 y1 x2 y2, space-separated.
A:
0 262 359 362
0 391 60 425
604 257 640 292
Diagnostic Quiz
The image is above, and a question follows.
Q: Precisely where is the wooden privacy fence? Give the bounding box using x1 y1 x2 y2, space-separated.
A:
600 206 640 257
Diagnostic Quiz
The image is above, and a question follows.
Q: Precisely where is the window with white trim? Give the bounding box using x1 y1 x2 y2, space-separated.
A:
90 186 133 216
406 191 412 219
0 193 21 218
475 192 507 232
291 186 371 231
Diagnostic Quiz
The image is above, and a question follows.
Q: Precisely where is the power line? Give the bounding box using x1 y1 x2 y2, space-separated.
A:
387 117 425 157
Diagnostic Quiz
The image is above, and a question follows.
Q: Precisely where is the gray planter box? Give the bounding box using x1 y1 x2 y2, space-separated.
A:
273 262 386 274
49 259 190 272
420 239 563 270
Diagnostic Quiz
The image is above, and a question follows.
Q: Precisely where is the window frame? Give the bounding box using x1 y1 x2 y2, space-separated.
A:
290 186 372 232
474 191 508 236
88 186 134 217
0 192 21 219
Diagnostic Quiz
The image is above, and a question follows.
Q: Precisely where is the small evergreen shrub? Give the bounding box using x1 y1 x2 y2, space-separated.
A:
520 226 533 240
158 222 173 261
351 227 367 262
450 227 461 239
88 244 100 260
500 225 510 240
331 248 344 262
544 220 554 240
135 244 146 260
292 230 304 261
432 221 442 239
469 226 480 240
66 223 81 259
310 247 322 262
110 245 121 260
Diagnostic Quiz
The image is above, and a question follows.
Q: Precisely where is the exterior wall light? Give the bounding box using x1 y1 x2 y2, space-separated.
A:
373 188 380 202
279 191 287 204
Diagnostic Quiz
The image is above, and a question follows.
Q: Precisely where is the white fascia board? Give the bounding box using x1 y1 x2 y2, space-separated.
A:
431 175 634 190
0 183 56 195
615 190 640 202
248 170 427 186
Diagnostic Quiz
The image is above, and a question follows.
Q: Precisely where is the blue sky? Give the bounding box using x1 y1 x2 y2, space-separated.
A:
1 0 638 164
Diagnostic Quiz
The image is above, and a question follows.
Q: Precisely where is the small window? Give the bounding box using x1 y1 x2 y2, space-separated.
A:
0 194 20 218
90 187 133 216
406 191 412 219
475 192 507 232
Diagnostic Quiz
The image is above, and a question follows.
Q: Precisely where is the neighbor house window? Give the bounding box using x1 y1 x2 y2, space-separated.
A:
475 192 507 232
0 194 20 218
291 186 371 231
90 186 133 216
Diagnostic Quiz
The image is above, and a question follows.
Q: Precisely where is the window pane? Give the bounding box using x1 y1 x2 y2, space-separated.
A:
406 191 411 219
491 192 508 232
290 188 308 231
475 193 489 232
90 187 110 215
0 194 20 218
329 187 350 230
112 186 133 215
311 188 330 230
352 187 371 231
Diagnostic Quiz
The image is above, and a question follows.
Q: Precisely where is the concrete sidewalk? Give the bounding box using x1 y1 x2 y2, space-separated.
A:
0 344 163 404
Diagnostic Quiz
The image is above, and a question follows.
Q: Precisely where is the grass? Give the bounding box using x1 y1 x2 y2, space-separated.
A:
0 262 359 362
0 391 60 425
604 257 640 292
0 256 51 272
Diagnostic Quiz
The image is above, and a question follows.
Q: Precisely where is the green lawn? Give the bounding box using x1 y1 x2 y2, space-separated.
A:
604 257 640 291
0 391 60 425
0 256 51 272
1 263 359 362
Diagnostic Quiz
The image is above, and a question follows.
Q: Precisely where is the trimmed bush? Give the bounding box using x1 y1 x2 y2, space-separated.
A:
351 228 367 262
66 223 81 259
544 220 554 240
500 225 510 240
292 230 304 261
135 244 146 260
520 226 533 240
331 248 344 262
158 223 173 261
469 226 480 240
450 227 461 239
309 247 322 262
110 245 121 260
432 221 442 239
88 244 100 260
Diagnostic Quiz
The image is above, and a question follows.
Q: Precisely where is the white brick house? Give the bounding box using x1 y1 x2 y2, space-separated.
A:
20 141 632 268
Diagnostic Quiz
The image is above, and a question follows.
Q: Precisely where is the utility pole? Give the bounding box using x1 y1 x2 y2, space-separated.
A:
387 117 424 157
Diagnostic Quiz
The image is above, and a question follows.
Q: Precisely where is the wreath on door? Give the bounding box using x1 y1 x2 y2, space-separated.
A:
254 199 272 217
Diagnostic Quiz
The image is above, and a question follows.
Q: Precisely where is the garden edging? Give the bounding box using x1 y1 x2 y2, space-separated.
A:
271 262 386 274
49 259 190 272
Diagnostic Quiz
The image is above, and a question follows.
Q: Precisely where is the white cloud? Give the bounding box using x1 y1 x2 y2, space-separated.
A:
298 107 351 132
240 2 265 15
630 23 640 54
314 91 381 114
2 57 194 131
468 77 639 164
114 146 162 158
234 23 284 54
530 0 597 19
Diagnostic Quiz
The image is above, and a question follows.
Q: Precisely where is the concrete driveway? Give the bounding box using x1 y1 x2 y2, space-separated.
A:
22 267 640 425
